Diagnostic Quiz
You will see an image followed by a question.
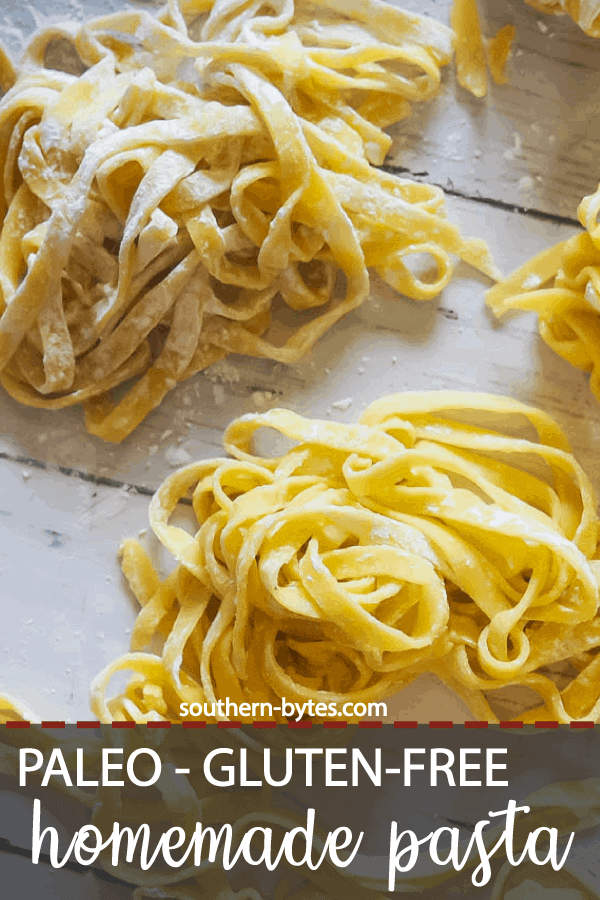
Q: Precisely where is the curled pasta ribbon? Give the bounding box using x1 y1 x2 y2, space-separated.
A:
487 182 600 403
90 392 600 724
524 0 600 37
0 0 497 442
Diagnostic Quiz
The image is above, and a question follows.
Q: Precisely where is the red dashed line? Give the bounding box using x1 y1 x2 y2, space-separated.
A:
4 719 594 729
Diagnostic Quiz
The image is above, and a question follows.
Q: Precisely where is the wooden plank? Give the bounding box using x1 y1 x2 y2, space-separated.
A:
388 0 600 220
0 458 150 720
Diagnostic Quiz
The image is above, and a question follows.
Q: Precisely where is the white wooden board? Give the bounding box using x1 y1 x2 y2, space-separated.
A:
1 0 600 725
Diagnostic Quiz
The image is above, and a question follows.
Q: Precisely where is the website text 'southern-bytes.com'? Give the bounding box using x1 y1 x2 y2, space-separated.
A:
179 699 388 721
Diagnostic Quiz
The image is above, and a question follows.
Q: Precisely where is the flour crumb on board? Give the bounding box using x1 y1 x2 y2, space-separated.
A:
21 469 32 481
332 398 353 411
519 175 534 192
213 383 226 406
252 390 274 409
164 445 193 467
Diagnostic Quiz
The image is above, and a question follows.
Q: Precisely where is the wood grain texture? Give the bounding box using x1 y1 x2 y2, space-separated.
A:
2 0 600 726
388 0 600 219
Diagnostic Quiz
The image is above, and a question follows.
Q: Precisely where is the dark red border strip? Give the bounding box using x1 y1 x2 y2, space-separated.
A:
5 719 597 729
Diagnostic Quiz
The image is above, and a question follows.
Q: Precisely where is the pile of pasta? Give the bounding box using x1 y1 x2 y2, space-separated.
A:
0 0 498 442
89 391 600 724
487 185 600 403
524 0 600 37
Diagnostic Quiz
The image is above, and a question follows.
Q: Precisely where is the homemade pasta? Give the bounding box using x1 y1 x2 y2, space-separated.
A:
487 183 600 405
89 392 600 724
0 0 498 442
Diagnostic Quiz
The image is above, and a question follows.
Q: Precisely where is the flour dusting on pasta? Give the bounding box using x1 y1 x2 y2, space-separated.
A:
0 0 498 442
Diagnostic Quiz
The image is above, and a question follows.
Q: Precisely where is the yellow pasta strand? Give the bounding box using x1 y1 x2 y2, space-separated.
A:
452 0 489 97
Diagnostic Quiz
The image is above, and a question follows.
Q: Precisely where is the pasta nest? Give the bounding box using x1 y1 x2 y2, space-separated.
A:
0 0 496 442
90 392 600 724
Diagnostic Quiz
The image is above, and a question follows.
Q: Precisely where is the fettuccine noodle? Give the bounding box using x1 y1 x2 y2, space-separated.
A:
0 0 498 442
452 0 516 97
87 391 600 725
487 183 600 405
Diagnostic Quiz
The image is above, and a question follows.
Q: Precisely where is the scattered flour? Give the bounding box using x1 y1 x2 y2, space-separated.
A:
332 398 353 411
